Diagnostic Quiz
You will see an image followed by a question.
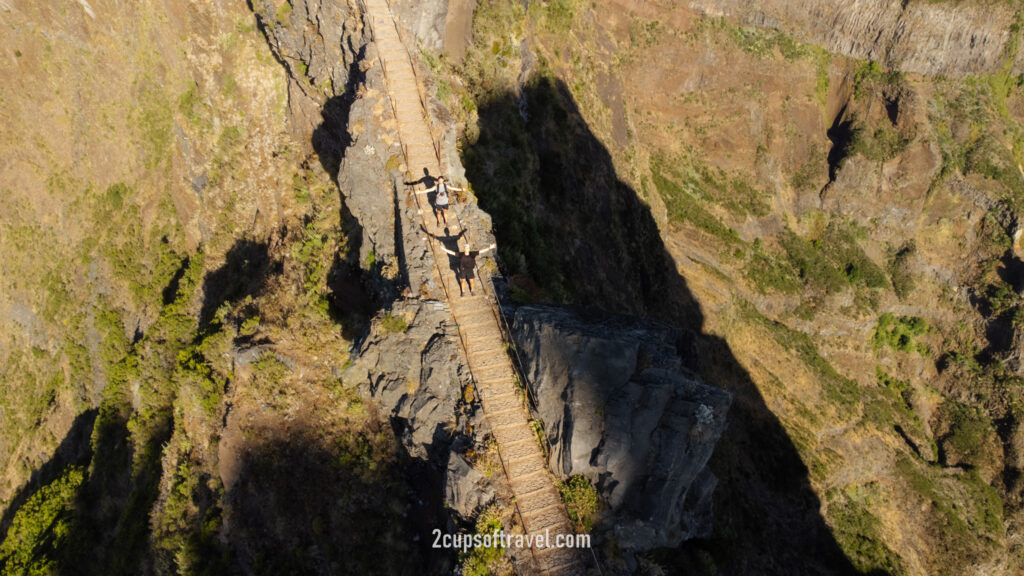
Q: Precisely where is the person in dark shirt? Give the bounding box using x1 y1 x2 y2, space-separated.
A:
442 241 496 295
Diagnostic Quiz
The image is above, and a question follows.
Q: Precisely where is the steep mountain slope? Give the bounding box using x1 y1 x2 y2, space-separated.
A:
422 0 1024 573
1 0 1023 574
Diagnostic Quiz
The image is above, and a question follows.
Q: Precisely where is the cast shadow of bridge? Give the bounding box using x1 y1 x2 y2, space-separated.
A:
463 74 876 575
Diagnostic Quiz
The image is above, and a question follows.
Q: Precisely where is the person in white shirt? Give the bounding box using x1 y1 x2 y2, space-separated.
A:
416 176 465 226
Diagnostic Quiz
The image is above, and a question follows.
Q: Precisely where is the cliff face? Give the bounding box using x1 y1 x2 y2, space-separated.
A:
690 0 1023 76
512 306 731 550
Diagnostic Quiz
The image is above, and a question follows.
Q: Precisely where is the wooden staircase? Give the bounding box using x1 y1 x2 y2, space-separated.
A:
363 0 586 573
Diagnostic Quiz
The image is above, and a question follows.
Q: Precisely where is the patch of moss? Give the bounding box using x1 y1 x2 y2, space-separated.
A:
276 1 292 26
381 312 408 334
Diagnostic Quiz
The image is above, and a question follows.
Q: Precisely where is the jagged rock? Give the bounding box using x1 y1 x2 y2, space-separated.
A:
390 0 450 52
443 451 496 518
690 0 1022 77
250 0 367 140
344 299 470 460
511 305 732 550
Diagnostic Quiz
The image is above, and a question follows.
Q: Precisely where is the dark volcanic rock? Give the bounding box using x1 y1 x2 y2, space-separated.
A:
511 305 731 550
443 451 496 519
344 299 469 460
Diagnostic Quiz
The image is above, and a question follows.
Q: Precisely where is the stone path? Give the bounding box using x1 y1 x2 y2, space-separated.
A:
364 0 585 573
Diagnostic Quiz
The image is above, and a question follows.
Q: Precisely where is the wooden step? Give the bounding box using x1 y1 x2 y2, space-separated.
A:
487 408 525 429
507 453 545 478
493 422 536 446
517 486 563 512
496 437 539 461
537 548 583 574
467 342 505 360
521 506 570 533
482 391 521 414
509 469 550 495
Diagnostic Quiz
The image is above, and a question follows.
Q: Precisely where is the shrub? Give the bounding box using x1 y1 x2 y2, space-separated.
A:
460 506 507 576
939 401 996 470
826 488 906 575
557 475 599 533
872 313 929 355
0 466 85 572
888 242 916 300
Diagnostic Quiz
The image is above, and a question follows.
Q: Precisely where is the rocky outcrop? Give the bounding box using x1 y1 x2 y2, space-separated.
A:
444 451 496 518
510 305 732 550
344 299 469 460
689 0 1022 76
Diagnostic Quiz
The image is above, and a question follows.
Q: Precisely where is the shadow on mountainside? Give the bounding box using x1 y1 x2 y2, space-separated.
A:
463 75 875 575
0 409 96 539
199 239 276 331
221 416 447 575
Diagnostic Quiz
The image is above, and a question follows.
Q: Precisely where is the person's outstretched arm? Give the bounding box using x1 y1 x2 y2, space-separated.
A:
416 185 437 194
441 246 457 256
448 184 465 192
479 243 497 254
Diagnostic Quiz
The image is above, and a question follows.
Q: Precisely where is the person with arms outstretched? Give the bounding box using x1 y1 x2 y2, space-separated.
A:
442 241 496 296
416 176 464 226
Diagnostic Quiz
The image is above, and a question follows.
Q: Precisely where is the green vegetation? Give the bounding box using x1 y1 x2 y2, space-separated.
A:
852 61 903 99
747 221 887 297
745 238 802 294
895 456 1004 571
651 156 770 220
557 475 600 533
938 401 997 469
98 184 187 307
887 242 916 300
790 155 823 192
872 313 929 355
724 24 823 62
739 301 859 411
137 84 174 169
276 1 292 26
253 354 288 388
870 368 937 459
826 487 907 576
459 506 508 576
850 123 912 163
649 157 742 244
0 466 85 574
534 0 575 33
176 347 227 416
381 312 408 333
529 418 548 459
178 82 202 126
